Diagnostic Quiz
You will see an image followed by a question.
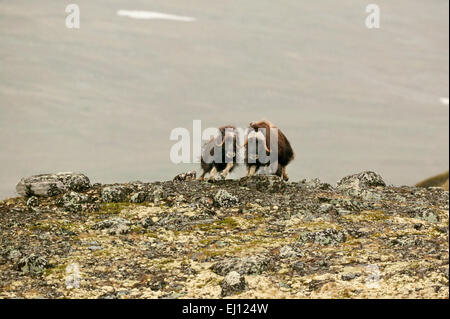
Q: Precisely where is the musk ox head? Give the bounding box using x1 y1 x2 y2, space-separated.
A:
245 130 271 164
202 125 239 167
245 120 295 169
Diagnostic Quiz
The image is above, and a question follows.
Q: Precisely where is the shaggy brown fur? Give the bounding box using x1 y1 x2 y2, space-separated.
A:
199 125 238 180
244 120 295 180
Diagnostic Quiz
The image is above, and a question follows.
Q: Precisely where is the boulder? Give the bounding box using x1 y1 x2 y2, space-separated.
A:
297 228 347 246
16 172 91 197
221 271 247 297
337 171 386 190
239 175 286 192
92 217 131 235
56 191 90 212
101 186 130 203
211 255 271 276
15 254 49 275
213 189 239 207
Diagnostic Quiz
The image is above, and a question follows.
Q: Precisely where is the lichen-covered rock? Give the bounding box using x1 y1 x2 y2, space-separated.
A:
297 229 347 246
291 261 306 275
211 255 271 276
152 186 167 204
298 178 332 190
173 171 197 182
1 247 22 264
130 191 148 204
214 190 239 207
101 186 129 203
15 254 49 275
409 207 440 223
337 171 386 190
221 271 247 297
57 191 89 212
141 217 155 228
92 217 131 235
16 172 91 197
239 175 285 192
54 172 91 192
279 245 299 259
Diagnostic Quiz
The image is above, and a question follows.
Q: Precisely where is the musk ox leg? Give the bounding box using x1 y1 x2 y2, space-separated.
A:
247 165 257 176
198 170 208 181
275 163 283 178
281 166 289 181
207 166 217 181
221 162 234 178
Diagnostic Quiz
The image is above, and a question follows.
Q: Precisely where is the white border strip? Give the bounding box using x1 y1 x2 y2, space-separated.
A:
439 97 449 105
117 10 196 22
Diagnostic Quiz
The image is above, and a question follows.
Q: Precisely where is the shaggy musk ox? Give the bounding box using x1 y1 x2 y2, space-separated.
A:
199 125 239 180
244 120 295 180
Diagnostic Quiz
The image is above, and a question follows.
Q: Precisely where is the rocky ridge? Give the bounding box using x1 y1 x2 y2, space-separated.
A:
0 171 448 299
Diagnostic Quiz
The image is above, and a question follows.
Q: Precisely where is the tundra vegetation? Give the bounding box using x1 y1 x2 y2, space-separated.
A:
0 171 448 299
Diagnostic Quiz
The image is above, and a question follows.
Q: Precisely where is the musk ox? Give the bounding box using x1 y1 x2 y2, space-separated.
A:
199 125 239 180
244 120 295 181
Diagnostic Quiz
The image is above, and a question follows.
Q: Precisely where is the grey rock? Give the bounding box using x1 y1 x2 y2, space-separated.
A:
221 271 247 297
318 203 333 214
292 261 306 275
341 273 360 281
88 245 103 251
15 254 49 274
211 255 271 276
55 172 91 192
92 217 131 235
141 217 155 228
101 186 129 203
173 171 197 182
298 178 332 190
214 189 239 207
337 171 386 190
57 191 89 212
7 249 22 263
130 191 148 203
409 208 440 223
279 245 298 259
16 172 91 197
153 186 167 204
298 229 347 246
239 175 286 192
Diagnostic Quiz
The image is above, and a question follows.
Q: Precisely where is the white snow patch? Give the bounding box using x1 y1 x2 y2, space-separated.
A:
117 10 196 22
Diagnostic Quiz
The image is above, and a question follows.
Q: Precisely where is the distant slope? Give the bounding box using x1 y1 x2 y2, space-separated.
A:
416 170 449 190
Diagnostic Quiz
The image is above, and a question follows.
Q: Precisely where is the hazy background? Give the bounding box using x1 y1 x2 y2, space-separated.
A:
0 0 448 199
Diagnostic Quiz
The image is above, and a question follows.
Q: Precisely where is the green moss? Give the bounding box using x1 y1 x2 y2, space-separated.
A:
29 223 52 231
44 263 67 277
93 202 133 215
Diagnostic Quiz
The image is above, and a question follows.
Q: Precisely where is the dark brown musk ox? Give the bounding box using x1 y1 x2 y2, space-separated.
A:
199 125 239 180
244 120 295 181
